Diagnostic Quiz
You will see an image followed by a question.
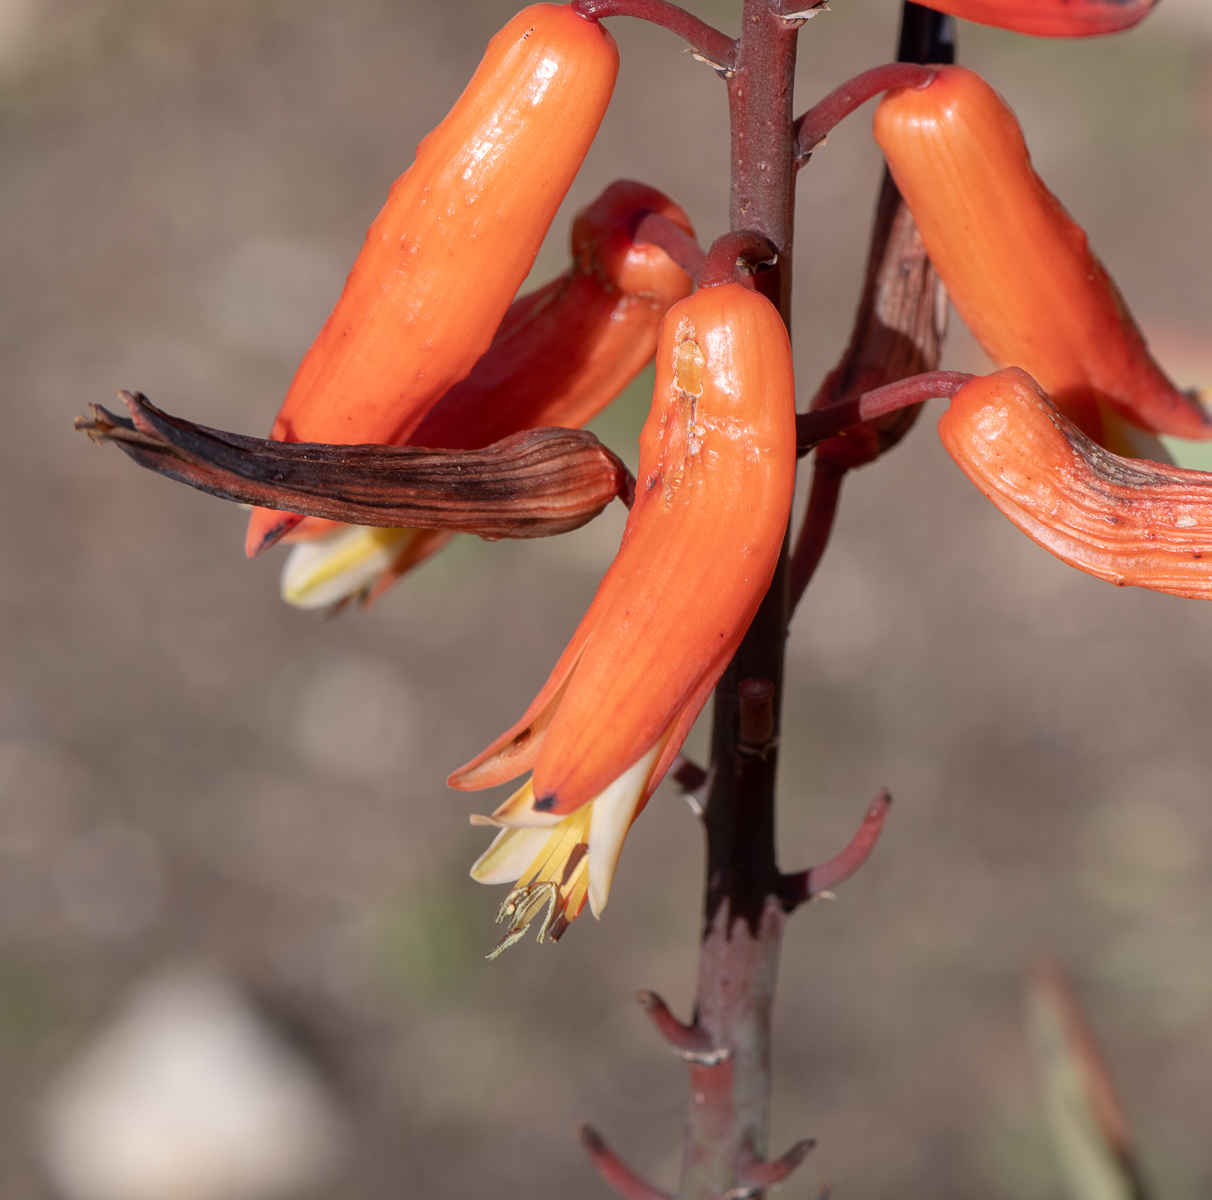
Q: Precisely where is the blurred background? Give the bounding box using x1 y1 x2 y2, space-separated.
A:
0 0 1210 1197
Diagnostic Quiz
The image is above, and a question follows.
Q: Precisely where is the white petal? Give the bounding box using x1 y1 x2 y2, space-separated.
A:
488 778 563 828
469 826 551 885
586 742 662 918
280 526 416 610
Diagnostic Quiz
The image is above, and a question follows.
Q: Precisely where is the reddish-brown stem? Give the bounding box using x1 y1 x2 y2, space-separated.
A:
572 0 737 70
634 212 707 284
788 458 845 609
779 790 893 909
701 230 778 288
672 7 800 1200
602 6 949 1200
637 991 729 1064
794 63 936 160
581 1126 675 1200
796 370 973 453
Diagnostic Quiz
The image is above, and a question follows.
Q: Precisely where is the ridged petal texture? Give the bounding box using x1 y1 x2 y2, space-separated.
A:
940 368 1212 599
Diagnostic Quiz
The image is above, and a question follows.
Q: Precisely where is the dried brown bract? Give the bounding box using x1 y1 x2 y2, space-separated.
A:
76 391 634 540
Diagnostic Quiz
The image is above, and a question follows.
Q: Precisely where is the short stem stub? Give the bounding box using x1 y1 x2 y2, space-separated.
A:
572 0 737 70
779 789 893 909
581 1126 675 1200
638 990 730 1065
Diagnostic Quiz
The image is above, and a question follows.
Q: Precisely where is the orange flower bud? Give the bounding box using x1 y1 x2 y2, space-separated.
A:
246 3 619 554
939 367 1212 599
277 180 696 608
912 0 1155 37
873 66 1209 444
451 280 796 942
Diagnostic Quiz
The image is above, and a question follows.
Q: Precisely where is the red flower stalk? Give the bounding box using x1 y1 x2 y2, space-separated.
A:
913 0 1157 37
873 65 1210 445
246 2 619 556
278 180 696 610
448 278 797 947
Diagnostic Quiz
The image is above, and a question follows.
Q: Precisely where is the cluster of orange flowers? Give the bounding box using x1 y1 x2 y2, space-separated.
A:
241 1 1209 951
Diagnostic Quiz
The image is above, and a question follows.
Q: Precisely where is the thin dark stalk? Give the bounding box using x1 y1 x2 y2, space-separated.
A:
788 457 844 609
898 0 956 64
572 0 737 70
794 63 935 160
634 212 707 284
796 370 973 452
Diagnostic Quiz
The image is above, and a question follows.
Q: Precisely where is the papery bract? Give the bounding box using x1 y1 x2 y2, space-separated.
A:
874 65 1210 444
246 3 619 555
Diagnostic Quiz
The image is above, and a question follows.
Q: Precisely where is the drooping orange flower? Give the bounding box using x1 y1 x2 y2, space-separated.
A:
278 180 696 610
448 279 796 946
913 0 1156 37
246 3 619 555
940 367 1212 599
873 65 1210 446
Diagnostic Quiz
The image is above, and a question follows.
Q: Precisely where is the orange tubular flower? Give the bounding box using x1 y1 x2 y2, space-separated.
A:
245 3 619 556
940 368 1212 599
448 280 796 949
278 180 696 611
915 0 1156 37
873 66 1210 445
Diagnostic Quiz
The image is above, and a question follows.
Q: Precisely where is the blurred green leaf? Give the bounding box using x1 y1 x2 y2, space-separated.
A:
1025 962 1150 1200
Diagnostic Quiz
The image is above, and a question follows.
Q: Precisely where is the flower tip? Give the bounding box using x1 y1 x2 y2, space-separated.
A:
279 525 416 610
245 507 303 557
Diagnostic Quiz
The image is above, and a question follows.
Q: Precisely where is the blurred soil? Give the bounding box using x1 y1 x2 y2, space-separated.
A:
0 0 1210 1197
